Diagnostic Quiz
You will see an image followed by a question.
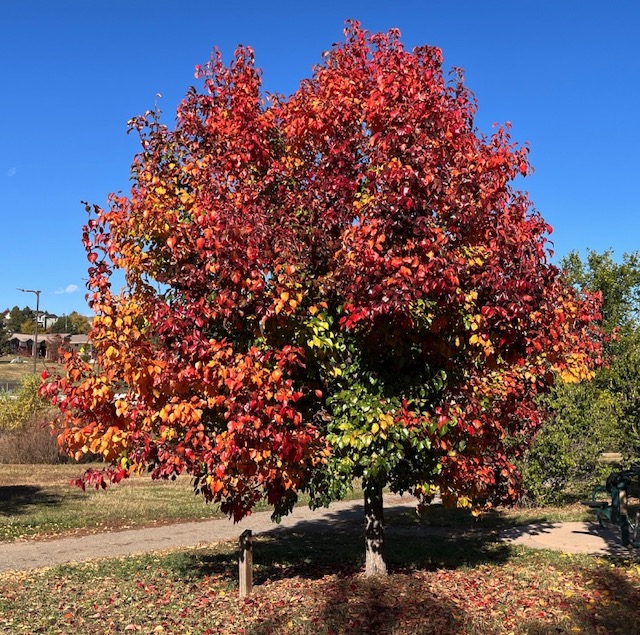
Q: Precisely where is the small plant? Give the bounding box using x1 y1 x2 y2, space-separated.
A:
0 374 50 431
0 374 63 464
0 410 63 464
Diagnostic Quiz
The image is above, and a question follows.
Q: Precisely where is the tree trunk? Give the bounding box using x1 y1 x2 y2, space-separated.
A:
363 479 387 576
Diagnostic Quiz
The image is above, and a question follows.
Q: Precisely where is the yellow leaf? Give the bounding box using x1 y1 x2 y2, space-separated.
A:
379 413 393 429
457 496 471 509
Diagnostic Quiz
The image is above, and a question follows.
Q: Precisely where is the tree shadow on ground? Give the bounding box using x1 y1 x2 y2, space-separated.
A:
568 563 640 635
169 520 510 635
390 501 586 531
164 502 640 634
247 575 473 635
170 503 515 584
0 485 65 516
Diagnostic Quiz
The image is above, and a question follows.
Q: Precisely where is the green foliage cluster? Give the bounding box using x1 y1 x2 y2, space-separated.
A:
0 374 50 430
1 307 90 337
0 320 9 355
49 311 91 335
522 250 640 503
4 305 34 333
300 311 446 507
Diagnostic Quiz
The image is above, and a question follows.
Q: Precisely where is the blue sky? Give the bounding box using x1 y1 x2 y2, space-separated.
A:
1 1 638 317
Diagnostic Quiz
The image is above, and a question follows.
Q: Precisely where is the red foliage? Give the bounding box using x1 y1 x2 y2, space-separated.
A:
42 22 603 521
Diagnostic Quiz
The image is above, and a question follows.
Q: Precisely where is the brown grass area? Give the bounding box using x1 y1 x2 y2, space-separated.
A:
0 355 65 383
0 463 224 541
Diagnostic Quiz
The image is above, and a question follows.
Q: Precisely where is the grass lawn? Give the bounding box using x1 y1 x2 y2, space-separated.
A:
0 464 593 543
0 355 65 384
0 464 231 541
0 465 370 542
1 464 639 633
0 529 638 634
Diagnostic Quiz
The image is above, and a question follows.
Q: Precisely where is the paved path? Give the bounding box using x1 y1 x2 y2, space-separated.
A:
0 495 635 573
500 520 633 556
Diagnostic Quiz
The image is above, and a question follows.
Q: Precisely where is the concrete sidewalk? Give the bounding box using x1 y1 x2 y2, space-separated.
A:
0 495 635 573
500 520 633 556
0 494 412 573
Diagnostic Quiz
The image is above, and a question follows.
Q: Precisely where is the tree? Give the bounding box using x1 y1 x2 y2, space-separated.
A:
0 319 9 355
563 250 640 337
563 251 640 456
6 306 34 333
42 23 603 575
19 319 37 334
523 251 640 502
45 333 67 364
50 312 92 335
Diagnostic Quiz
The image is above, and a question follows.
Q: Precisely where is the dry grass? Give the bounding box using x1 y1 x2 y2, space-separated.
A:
0 463 112 487
0 464 364 541
0 412 64 464
0 464 228 541
0 354 65 384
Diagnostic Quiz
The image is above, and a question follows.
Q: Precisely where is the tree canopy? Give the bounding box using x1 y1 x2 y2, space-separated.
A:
42 23 603 574
50 312 92 335
0 319 9 355
5 306 34 333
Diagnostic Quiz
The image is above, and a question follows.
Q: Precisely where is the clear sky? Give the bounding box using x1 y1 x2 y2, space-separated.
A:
1 0 638 317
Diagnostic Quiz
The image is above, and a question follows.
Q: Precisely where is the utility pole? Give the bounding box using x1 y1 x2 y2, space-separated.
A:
17 288 41 374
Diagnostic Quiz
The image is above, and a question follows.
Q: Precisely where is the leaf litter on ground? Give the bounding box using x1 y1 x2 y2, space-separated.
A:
0 537 639 635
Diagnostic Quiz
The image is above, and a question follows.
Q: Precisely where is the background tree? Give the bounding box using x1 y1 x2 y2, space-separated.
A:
0 320 9 355
6 306 34 333
19 319 37 334
45 333 67 364
523 250 640 502
0 374 64 464
43 23 603 575
50 312 92 335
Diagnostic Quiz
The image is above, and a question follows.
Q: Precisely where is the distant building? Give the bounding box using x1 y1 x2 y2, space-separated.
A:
37 312 59 330
7 333 93 363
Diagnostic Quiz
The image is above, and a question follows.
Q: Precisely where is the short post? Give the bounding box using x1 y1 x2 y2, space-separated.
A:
620 489 630 546
239 529 253 598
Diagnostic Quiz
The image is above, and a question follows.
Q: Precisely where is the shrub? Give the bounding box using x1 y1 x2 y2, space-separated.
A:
521 381 622 504
0 374 50 430
0 374 68 464
0 410 66 464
